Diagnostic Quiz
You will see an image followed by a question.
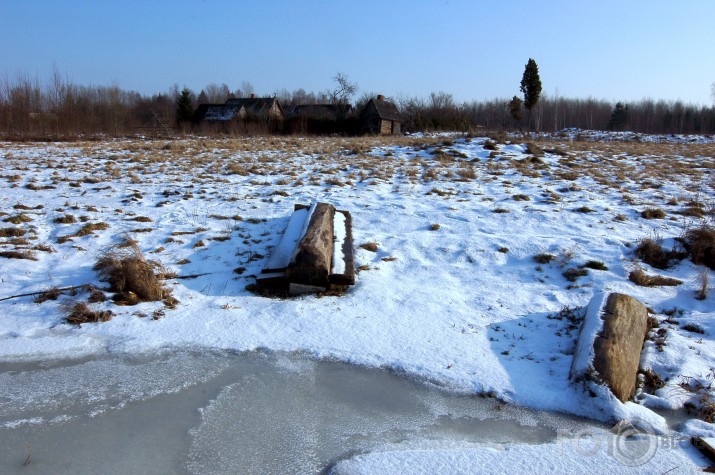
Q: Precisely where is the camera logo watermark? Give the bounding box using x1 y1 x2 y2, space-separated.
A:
558 417 680 467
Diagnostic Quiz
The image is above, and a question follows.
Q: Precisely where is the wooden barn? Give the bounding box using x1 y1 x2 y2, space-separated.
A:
360 95 401 135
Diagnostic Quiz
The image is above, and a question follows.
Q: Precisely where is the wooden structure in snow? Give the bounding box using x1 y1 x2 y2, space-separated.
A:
256 203 355 295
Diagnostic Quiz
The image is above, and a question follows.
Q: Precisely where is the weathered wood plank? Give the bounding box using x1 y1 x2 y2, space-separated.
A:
286 202 335 287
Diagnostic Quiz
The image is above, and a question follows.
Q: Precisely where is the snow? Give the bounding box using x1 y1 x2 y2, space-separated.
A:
332 210 347 275
329 437 701 474
263 206 308 271
0 133 714 470
570 292 608 378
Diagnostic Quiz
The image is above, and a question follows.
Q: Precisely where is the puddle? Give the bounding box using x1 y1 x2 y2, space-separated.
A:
0 349 601 474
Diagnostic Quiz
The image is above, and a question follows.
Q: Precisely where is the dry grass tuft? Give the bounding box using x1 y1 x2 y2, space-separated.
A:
65 301 113 325
641 207 667 219
54 214 77 224
0 227 26 237
94 239 168 304
684 226 715 270
628 268 682 287
634 237 685 269
33 287 63 303
697 267 709 301
360 242 379 252
0 250 37 260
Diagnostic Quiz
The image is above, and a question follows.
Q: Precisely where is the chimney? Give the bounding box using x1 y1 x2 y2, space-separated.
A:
250 93 256 99
376 94 385 101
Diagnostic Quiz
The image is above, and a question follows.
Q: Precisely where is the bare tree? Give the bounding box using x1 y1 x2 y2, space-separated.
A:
330 72 358 105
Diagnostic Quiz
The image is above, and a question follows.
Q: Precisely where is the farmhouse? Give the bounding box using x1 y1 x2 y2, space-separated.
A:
361 95 401 135
195 95 284 123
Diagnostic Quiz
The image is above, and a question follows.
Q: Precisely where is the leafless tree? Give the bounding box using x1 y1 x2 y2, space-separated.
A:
330 72 358 105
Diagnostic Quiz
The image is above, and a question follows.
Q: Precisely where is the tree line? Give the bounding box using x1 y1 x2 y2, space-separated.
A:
1 67 713 138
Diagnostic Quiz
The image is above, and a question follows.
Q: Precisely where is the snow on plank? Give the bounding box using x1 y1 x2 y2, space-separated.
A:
262 207 310 273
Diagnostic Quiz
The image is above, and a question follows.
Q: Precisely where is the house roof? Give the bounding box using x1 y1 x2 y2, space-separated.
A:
364 98 401 121
285 104 352 120
225 97 283 116
195 104 243 121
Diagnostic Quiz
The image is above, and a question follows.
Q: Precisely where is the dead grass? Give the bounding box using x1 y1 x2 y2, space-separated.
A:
628 268 683 287
360 242 379 252
94 238 170 304
684 226 715 270
65 301 114 325
697 267 709 301
634 237 685 269
641 207 667 219
0 227 26 237
0 250 37 260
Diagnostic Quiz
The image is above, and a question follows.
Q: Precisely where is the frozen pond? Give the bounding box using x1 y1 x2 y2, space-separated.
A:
0 349 602 474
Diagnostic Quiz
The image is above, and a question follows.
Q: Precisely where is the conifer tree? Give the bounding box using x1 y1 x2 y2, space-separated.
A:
175 87 195 127
509 95 523 122
519 58 542 129
607 102 629 131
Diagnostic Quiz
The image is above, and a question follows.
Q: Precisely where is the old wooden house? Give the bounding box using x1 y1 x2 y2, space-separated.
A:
360 95 401 135
195 95 284 133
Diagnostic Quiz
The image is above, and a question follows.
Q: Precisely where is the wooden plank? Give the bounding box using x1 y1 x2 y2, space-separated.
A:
329 210 355 285
255 271 288 291
287 202 335 287
262 207 309 273
692 437 715 465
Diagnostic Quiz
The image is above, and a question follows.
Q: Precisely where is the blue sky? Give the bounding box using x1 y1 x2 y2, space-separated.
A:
1 0 714 105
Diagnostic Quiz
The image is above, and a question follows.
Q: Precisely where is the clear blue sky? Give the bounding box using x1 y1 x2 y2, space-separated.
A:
1 0 714 105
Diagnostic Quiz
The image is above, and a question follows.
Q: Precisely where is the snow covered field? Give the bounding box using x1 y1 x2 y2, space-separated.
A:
1 131 714 471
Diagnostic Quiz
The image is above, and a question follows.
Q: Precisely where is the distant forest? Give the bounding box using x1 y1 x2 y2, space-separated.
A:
1 71 714 138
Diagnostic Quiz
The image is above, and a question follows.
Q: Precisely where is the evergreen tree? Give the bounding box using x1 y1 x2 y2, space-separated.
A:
519 58 542 129
508 95 523 122
175 87 195 127
607 102 629 131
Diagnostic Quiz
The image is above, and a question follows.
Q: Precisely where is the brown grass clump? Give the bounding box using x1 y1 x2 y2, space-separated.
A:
3 214 33 224
0 227 26 237
65 302 113 325
634 237 685 269
628 268 682 287
360 242 379 252
0 250 37 260
525 142 544 156
94 239 168 304
54 214 77 224
641 207 667 219
684 226 715 270
75 222 110 236
34 287 62 303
